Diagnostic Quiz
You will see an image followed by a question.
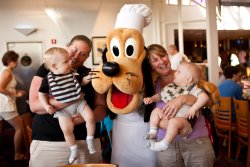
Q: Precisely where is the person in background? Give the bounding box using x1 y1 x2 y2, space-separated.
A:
166 44 190 70
219 50 231 70
38 47 96 164
29 35 107 167
144 62 209 152
218 66 225 85
218 65 243 121
237 50 248 68
235 50 248 77
147 44 215 167
0 51 26 161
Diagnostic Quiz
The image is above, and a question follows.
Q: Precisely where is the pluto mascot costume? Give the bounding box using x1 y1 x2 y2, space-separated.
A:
91 4 156 167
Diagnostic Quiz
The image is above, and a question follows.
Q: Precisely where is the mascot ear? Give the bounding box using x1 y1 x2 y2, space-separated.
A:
101 47 118 120
102 47 108 63
143 47 155 122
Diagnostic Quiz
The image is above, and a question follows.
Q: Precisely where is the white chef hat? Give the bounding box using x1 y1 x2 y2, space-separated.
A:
115 4 152 33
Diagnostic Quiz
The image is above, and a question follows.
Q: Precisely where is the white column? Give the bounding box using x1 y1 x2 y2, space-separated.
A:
151 0 162 44
206 0 219 84
178 0 184 54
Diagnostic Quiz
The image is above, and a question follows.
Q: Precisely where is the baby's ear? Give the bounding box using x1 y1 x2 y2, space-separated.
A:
51 63 57 70
185 75 193 84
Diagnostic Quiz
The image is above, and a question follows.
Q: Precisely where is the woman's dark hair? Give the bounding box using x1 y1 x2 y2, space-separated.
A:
2 50 19 66
67 35 92 52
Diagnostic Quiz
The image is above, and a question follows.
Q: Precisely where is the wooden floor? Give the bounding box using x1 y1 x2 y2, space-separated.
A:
0 126 247 167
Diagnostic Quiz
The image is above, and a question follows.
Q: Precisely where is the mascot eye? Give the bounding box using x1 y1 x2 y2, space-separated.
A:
110 38 120 57
125 38 137 59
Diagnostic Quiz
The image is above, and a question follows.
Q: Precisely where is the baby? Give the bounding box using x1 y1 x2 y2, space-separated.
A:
38 47 96 164
143 62 209 151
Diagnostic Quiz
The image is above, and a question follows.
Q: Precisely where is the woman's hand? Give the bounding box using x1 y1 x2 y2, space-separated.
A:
45 104 56 115
161 97 182 118
162 94 197 118
72 114 84 125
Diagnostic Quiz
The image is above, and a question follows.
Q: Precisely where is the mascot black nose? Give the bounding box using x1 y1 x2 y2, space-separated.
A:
102 62 120 77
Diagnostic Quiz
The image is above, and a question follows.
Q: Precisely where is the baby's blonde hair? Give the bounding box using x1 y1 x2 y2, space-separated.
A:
43 47 68 70
181 62 202 84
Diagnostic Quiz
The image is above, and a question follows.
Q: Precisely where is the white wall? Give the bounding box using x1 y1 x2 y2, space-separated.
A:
1 0 250 71
0 0 153 68
162 4 206 46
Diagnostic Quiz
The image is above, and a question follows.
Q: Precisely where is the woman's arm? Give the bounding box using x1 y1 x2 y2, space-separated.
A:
93 91 108 122
0 70 15 97
29 76 69 114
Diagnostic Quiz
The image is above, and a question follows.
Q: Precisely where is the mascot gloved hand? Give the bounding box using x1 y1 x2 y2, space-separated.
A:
92 4 154 122
198 80 220 108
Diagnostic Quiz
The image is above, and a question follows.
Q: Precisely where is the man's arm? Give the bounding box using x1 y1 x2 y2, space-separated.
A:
93 91 108 122
29 76 69 114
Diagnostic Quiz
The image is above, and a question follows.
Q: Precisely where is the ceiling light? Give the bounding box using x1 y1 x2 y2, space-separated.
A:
15 28 37 36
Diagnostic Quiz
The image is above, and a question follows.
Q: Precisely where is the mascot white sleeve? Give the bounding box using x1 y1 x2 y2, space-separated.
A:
92 4 156 167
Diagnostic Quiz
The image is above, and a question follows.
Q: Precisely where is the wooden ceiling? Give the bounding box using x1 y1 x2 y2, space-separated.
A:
175 29 250 41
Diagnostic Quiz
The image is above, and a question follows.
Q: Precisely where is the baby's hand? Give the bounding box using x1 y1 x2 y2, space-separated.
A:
185 109 197 120
45 105 56 115
143 97 153 105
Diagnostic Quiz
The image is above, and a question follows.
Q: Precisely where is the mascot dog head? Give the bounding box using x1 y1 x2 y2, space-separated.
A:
91 4 154 121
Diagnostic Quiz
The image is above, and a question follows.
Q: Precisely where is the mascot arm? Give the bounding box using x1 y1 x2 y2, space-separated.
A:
198 80 220 109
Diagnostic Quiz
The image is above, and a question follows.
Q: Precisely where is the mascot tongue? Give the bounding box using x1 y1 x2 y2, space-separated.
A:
111 86 133 109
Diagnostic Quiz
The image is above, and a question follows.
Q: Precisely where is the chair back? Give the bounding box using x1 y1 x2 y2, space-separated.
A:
233 98 249 159
234 98 248 138
27 126 32 145
58 164 117 167
19 112 32 158
213 96 236 158
214 97 233 130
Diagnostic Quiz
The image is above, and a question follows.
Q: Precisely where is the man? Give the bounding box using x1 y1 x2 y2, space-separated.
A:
218 65 243 121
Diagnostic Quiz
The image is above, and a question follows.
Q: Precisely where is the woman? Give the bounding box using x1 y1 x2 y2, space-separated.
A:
147 44 215 167
29 35 107 167
0 50 26 160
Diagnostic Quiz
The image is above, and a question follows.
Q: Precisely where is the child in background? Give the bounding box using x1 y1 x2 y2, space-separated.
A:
143 62 209 151
166 44 190 70
38 47 96 164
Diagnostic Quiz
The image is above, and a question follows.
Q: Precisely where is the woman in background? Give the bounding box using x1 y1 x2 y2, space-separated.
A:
0 50 26 160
